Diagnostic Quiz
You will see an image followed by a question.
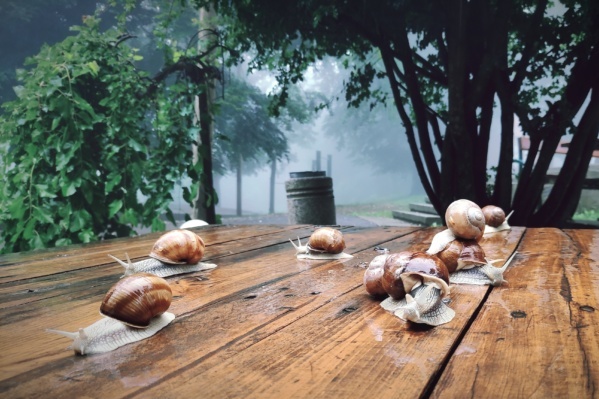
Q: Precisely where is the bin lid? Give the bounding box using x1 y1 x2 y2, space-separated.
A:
289 171 326 178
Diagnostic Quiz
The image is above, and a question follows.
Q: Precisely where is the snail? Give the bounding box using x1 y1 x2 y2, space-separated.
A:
434 237 514 286
289 227 353 259
449 251 517 286
47 273 175 355
482 205 513 234
109 229 217 278
373 252 455 326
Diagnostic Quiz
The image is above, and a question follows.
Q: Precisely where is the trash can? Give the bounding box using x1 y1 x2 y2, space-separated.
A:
285 171 336 225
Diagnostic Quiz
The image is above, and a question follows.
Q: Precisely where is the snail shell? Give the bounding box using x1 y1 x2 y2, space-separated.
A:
436 239 486 273
380 252 450 300
289 227 353 259
445 199 485 241
481 205 505 227
378 252 455 326
100 273 172 328
363 254 389 298
150 229 205 264
47 273 175 355
307 227 346 254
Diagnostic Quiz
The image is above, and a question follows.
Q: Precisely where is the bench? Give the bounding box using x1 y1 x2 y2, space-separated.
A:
517 136 599 189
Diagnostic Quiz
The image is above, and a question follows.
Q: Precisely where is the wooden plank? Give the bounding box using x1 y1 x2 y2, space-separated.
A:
0 226 521 398
0 225 318 310
0 224 308 284
133 228 525 398
431 228 599 398
0 226 421 392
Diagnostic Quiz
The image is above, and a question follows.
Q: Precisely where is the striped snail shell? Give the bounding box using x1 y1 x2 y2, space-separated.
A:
47 273 175 355
445 199 485 241
100 273 172 328
150 229 205 264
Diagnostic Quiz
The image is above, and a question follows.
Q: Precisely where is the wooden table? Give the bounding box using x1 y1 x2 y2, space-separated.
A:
1 224 597 398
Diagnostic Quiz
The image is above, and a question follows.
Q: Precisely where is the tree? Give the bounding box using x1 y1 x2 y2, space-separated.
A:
196 0 599 227
213 76 289 216
0 4 227 253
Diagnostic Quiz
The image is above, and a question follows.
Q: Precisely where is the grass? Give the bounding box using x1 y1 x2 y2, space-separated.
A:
572 208 599 221
335 195 423 218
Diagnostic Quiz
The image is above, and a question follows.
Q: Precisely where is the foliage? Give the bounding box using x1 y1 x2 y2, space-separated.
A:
214 76 289 173
196 0 599 227
0 14 206 253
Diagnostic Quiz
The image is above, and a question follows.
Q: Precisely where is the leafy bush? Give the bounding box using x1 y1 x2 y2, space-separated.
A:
0 17 202 253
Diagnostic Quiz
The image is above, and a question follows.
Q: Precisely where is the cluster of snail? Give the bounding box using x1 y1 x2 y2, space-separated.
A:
363 199 517 327
47 229 217 355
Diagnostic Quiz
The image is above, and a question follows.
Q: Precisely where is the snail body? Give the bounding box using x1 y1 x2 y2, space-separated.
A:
109 229 217 278
372 252 455 326
47 273 175 355
290 227 353 259
47 312 175 355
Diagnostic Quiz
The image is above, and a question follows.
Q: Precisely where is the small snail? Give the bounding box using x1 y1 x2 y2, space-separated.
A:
482 205 513 234
373 252 455 326
109 229 217 278
429 236 514 286
445 199 486 241
47 273 175 355
290 227 353 259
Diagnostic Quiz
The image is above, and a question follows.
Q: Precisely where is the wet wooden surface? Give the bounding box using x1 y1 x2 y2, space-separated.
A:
0 225 597 398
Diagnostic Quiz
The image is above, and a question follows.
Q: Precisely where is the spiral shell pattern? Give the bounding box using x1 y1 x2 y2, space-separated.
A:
100 273 172 328
150 229 205 265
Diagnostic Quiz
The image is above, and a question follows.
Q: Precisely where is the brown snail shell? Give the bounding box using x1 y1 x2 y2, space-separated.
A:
381 251 450 300
150 229 205 265
307 227 346 254
436 239 486 273
363 254 389 298
481 205 506 228
445 199 485 241
100 273 172 328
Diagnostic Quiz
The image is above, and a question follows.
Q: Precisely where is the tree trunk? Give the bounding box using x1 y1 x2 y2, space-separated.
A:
192 7 217 224
236 152 242 217
269 156 276 214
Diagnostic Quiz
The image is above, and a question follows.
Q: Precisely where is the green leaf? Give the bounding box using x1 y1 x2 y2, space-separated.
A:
108 199 123 218
87 61 100 76
34 184 57 198
33 207 54 224
62 182 77 197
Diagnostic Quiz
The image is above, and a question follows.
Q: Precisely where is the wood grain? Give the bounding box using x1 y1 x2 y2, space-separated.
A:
0 226 420 394
431 228 599 398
